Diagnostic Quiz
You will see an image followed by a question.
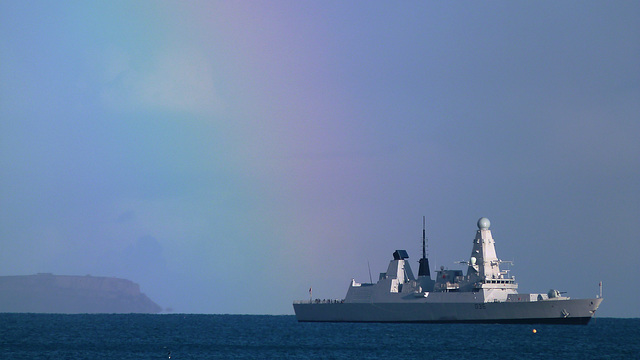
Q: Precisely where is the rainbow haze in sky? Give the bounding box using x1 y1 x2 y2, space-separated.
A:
1 1 639 316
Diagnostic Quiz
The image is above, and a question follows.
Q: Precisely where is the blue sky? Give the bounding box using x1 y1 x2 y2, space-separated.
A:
1 1 638 316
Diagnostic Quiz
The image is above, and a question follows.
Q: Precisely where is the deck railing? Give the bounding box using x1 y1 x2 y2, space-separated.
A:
293 299 345 304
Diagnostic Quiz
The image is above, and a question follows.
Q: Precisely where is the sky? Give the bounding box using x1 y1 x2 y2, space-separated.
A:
1 1 638 317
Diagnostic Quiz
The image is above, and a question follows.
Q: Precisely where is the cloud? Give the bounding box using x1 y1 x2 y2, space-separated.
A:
99 47 224 115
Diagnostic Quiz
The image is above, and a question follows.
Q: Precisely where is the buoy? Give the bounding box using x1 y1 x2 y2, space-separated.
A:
532 329 537 333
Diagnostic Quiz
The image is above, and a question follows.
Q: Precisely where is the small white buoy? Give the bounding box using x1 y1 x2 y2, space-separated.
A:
532 329 537 334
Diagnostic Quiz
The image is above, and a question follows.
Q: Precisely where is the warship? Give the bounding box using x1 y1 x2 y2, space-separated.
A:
293 217 603 324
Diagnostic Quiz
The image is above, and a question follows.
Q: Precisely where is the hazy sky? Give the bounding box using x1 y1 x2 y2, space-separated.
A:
1 1 638 317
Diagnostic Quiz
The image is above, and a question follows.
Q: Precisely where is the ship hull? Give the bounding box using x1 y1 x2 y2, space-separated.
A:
293 298 602 325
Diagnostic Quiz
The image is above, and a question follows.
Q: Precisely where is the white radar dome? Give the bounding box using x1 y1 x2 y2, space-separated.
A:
477 217 490 230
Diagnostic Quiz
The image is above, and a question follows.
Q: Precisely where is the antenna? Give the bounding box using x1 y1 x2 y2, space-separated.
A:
367 261 373 284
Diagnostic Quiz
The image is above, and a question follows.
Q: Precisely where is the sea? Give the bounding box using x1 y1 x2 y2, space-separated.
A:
0 314 638 359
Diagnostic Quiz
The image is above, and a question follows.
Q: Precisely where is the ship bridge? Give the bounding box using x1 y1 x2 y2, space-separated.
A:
434 218 518 296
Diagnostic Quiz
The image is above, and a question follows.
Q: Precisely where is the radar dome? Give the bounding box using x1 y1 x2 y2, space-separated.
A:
477 217 490 230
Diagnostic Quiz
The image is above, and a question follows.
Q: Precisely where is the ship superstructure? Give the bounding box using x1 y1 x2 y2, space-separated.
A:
293 217 602 324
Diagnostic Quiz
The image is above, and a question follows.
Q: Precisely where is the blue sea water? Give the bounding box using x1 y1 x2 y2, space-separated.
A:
0 314 638 359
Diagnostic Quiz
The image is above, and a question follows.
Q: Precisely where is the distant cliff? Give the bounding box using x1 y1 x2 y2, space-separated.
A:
0 274 162 313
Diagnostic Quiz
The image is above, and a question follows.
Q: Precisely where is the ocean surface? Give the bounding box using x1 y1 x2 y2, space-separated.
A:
0 314 637 359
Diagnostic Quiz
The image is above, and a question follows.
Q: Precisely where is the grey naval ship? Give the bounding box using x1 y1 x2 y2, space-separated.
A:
293 217 603 324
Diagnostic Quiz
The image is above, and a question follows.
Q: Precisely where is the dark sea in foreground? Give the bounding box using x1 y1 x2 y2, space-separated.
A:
0 314 637 359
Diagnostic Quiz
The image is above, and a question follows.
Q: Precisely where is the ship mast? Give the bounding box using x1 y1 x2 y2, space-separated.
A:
418 216 431 277
422 216 426 259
